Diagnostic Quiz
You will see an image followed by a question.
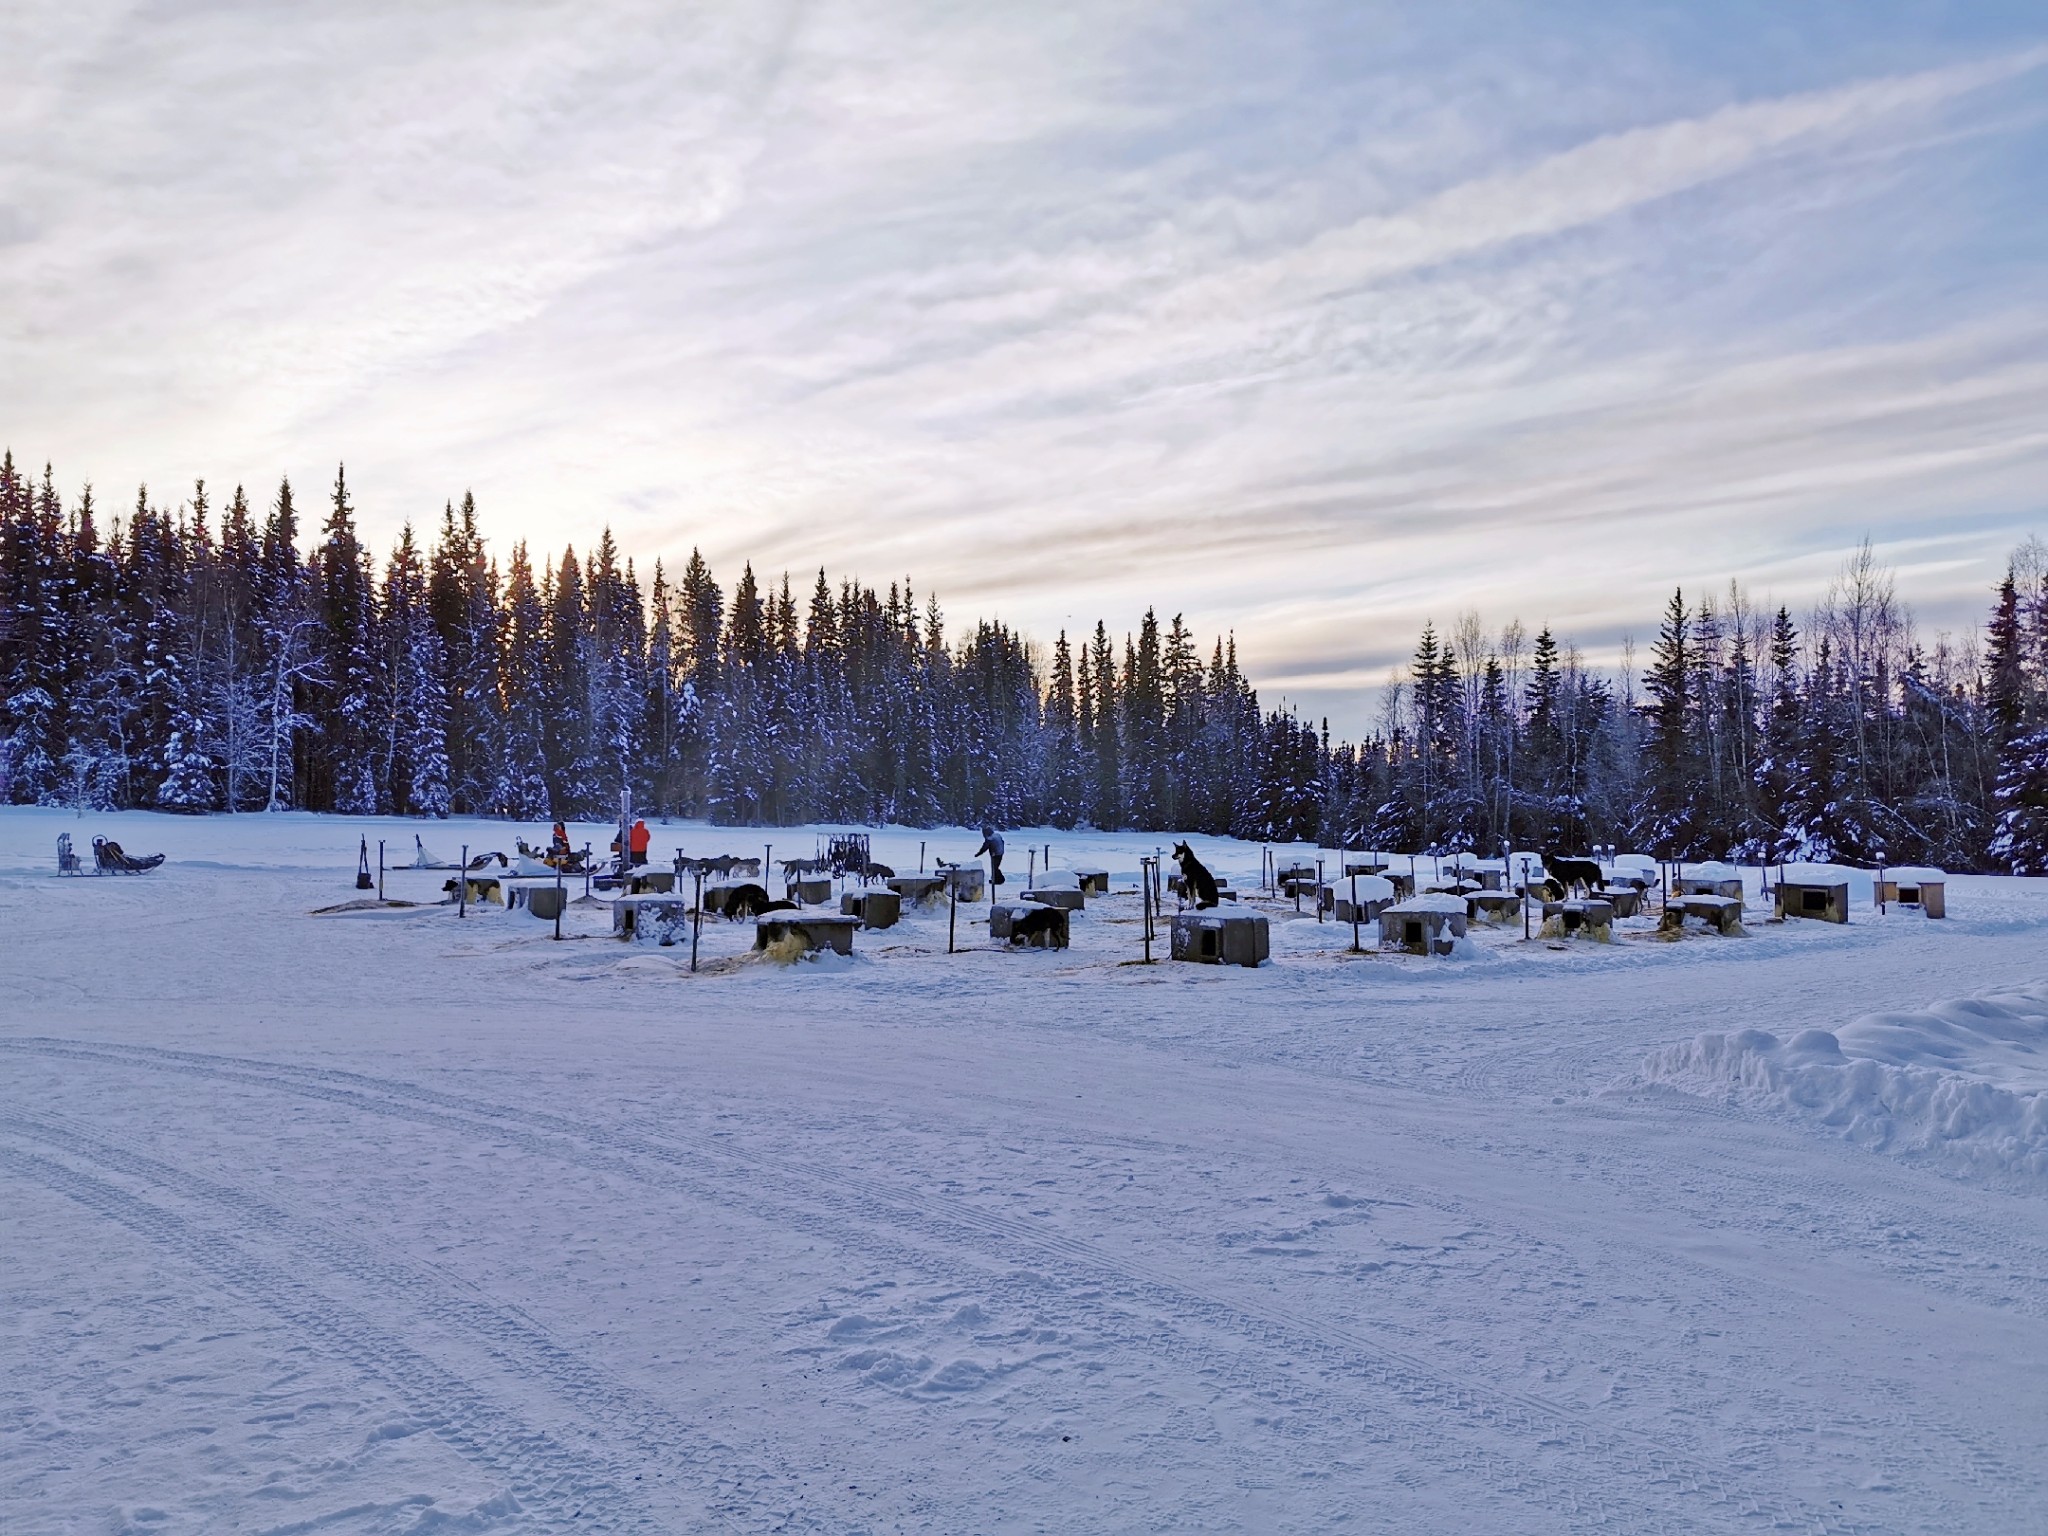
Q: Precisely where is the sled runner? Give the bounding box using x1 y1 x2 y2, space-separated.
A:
92 836 165 874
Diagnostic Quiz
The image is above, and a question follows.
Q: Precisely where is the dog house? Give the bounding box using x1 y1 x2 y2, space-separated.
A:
1170 910 1270 968
1604 888 1645 919
785 874 833 905
1466 891 1523 926
755 912 858 956
1541 898 1614 940
1322 874 1396 925
990 900 1070 948
1343 858 1390 877
1673 861 1745 902
1878 867 1947 918
1379 894 1468 956
1775 865 1851 924
942 865 987 901
1660 893 1744 936
1070 864 1110 895
840 888 902 929
1021 885 1085 912
886 873 947 906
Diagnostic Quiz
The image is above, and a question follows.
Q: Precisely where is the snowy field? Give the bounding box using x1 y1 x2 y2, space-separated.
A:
4 808 2048 1536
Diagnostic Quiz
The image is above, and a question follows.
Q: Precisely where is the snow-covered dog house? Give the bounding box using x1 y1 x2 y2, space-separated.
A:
755 912 858 956
1878 867 1947 918
886 873 947 906
1021 885 1085 912
1674 861 1744 902
1774 865 1850 924
1541 898 1614 940
1070 864 1111 895
1170 910 1269 968
1466 891 1523 926
1607 854 1659 892
1322 874 1396 925
1343 857 1390 877
990 900 1069 948
1379 894 1467 956
840 888 902 929
785 874 833 905
941 865 987 902
1659 894 1744 936
1604 888 1645 919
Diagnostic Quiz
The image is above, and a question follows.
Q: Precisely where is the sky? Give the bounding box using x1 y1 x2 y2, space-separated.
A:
4 1 2046 735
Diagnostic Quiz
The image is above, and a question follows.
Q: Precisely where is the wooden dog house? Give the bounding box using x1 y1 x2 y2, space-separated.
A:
1322 874 1395 925
1673 861 1745 902
840 888 902 929
941 865 987 901
1775 865 1851 924
755 912 858 956
1379 894 1468 956
1878 867 1946 918
1170 910 1269 968
1070 865 1111 895
1541 898 1614 940
989 900 1070 948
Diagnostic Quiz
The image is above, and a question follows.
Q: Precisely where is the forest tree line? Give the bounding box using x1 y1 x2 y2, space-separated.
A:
2 454 2045 872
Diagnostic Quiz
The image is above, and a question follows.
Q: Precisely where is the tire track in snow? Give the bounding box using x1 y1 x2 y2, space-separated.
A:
1 1036 1889 1536
0 1142 668 1536
0 1110 822 1535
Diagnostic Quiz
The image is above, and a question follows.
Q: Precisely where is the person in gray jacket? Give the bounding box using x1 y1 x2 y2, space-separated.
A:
973 826 1006 887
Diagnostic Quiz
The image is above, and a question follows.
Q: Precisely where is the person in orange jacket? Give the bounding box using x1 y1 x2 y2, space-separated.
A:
629 818 651 864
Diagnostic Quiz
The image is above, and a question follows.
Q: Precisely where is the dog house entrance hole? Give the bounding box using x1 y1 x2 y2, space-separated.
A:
1199 928 1218 958
1404 919 1423 946
1801 890 1828 914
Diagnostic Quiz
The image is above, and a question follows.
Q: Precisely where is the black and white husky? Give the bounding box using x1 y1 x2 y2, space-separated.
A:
1170 841 1220 909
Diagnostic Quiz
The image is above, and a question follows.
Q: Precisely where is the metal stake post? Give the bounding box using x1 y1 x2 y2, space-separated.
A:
459 845 469 917
1520 855 1532 939
948 879 958 954
378 839 385 901
919 840 926 873
691 870 703 972
1316 857 1324 922
583 845 593 900
1028 849 1036 888
1350 872 1361 952
553 855 565 941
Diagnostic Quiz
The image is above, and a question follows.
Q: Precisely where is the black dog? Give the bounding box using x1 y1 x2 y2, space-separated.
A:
720 883 798 920
1007 905 1069 949
1543 855 1606 897
862 861 896 882
1171 841 1220 909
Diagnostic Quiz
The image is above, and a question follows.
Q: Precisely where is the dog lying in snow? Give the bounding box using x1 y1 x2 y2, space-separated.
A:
1170 841 1220 909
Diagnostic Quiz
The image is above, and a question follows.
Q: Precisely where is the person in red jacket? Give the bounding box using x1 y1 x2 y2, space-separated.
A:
629 819 651 865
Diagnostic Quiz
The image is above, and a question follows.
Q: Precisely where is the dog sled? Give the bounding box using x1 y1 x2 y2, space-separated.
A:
515 837 589 873
92 836 165 874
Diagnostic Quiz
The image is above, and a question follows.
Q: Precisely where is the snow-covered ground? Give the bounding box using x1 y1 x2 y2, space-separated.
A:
4 808 2047 1534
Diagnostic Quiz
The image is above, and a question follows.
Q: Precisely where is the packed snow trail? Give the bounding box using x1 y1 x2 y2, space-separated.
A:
4 809 2047 1533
